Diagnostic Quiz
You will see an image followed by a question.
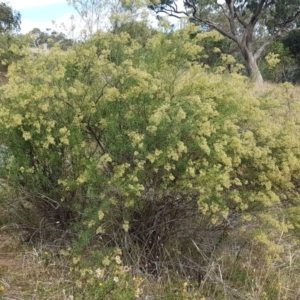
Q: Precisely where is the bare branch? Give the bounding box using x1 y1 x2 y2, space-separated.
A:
233 7 247 28
225 0 238 36
183 0 238 42
217 3 233 28
254 40 271 60
278 10 300 28
189 18 238 42
249 0 267 28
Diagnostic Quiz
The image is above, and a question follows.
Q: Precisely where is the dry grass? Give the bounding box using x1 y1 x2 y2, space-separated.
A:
250 81 300 108
2 224 300 300
249 81 300 127
0 229 73 300
251 81 300 96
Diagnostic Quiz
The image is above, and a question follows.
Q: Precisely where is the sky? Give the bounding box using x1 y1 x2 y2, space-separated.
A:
9 0 78 34
9 0 181 35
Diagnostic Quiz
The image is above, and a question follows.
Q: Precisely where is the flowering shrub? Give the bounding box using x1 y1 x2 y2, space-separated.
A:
66 247 138 299
1 24 300 275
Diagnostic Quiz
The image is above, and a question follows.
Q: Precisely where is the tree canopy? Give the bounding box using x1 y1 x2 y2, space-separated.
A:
29 28 74 50
0 1 21 33
282 29 300 61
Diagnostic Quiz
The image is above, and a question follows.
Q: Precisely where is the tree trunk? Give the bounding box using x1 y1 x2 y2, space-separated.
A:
239 45 263 84
246 54 263 84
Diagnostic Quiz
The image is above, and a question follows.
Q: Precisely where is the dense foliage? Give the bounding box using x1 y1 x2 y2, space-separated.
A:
1 16 300 297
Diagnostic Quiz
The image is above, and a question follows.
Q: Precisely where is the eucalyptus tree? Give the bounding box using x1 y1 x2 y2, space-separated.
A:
0 2 21 33
29 28 74 50
0 3 22 78
67 0 105 36
67 0 157 37
151 0 300 83
67 0 143 36
282 29 300 63
0 1 21 33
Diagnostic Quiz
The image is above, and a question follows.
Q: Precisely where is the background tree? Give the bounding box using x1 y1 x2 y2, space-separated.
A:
0 2 22 83
0 1 21 33
282 29 300 67
112 20 157 45
67 0 105 36
151 0 300 83
259 41 297 83
68 0 158 37
29 28 74 50
260 29 300 83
